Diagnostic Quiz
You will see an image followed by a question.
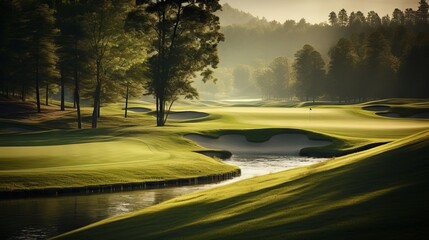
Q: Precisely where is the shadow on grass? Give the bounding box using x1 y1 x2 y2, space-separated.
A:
0 128 117 146
60 135 429 240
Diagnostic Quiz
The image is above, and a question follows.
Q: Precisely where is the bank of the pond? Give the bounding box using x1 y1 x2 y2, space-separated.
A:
1 154 326 240
54 130 429 240
0 169 241 198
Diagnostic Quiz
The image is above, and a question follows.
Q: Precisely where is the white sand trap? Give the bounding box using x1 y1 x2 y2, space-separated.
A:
186 134 331 156
362 105 390 111
127 107 151 112
169 111 208 120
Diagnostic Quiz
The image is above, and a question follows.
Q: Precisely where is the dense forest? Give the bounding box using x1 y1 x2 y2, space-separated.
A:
0 0 223 127
197 1 429 101
0 0 428 122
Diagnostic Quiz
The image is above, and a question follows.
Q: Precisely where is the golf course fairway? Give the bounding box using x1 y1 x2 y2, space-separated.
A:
53 129 429 240
1 99 428 194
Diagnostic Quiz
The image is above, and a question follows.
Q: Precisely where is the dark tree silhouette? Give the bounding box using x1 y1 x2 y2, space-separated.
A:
417 0 429 24
405 8 416 25
327 38 358 102
329 11 338 26
338 9 348 27
293 44 325 102
398 35 429 98
26 3 59 113
364 31 399 99
392 8 405 25
367 11 382 27
127 0 224 126
55 0 89 128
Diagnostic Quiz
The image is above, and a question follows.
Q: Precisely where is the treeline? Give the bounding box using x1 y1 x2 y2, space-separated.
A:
1 0 223 127
214 1 429 101
0 0 147 128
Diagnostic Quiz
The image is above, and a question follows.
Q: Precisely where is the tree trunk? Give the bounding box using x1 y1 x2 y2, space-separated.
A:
5 78 9 98
157 94 165 126
74 43 82 129
74 85 82 129
36 72 41 113
163 99 175 125
91 84 100 128
156 94 159 124
73 94 76 108
60 68 65 111
97 88 101 118
45 83 49 106
21 83 25 102
124 83 129 118
36 42 41 113
92 60 101 128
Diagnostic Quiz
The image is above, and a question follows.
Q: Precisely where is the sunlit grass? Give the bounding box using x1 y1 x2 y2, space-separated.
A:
0 98 428 193
53 128 429 240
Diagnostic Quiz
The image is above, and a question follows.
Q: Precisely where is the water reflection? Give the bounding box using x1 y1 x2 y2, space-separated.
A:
0 155 326 240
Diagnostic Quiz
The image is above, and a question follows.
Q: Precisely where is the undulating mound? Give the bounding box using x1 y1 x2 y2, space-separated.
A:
168 111 208 120
54 131 429 240
377 112 429 119
186 133 330 156
362 105 390 112
126 107 151 112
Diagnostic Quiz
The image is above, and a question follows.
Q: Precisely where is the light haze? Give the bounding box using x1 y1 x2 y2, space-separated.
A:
220 0 419 24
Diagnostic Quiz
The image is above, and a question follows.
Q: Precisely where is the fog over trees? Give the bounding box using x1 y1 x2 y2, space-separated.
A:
206 1 429 101
0 0 222 127
0 0 428 129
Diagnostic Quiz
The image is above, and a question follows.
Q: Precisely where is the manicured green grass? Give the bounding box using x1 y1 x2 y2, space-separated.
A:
361 98 429 117
0 126 238 191
0 98 428 193
53 129 429 240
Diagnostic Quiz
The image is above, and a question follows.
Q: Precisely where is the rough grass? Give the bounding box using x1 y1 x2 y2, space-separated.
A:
53 129 429 240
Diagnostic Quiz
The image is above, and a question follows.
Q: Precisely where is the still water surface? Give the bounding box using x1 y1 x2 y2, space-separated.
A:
0 155 325 240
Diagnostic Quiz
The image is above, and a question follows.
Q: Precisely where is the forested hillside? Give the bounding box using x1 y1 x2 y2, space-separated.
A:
197 2 429 100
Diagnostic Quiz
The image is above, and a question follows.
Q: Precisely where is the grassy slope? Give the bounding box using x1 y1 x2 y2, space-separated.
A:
0 126 241 191
54 130 429 240
0 101 238 191
0 99 428 192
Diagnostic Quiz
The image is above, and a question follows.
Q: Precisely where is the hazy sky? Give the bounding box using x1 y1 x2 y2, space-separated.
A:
219 0 419 24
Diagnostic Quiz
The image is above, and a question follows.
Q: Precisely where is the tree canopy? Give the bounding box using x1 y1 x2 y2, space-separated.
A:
126 0 224 126
293 44 326 101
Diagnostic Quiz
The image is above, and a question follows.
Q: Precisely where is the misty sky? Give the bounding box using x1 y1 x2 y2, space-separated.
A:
219 0 419 24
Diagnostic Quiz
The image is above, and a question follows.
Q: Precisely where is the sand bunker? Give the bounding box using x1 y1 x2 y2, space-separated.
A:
126 107 151 112
186 134 331 156
168 111 208 120
362 105 390 112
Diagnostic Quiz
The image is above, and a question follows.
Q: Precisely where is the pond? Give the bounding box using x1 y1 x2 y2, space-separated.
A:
0 154 326 240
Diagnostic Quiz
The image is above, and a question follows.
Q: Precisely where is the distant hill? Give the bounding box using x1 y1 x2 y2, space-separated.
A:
216 3 260 26
215 4 337 67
